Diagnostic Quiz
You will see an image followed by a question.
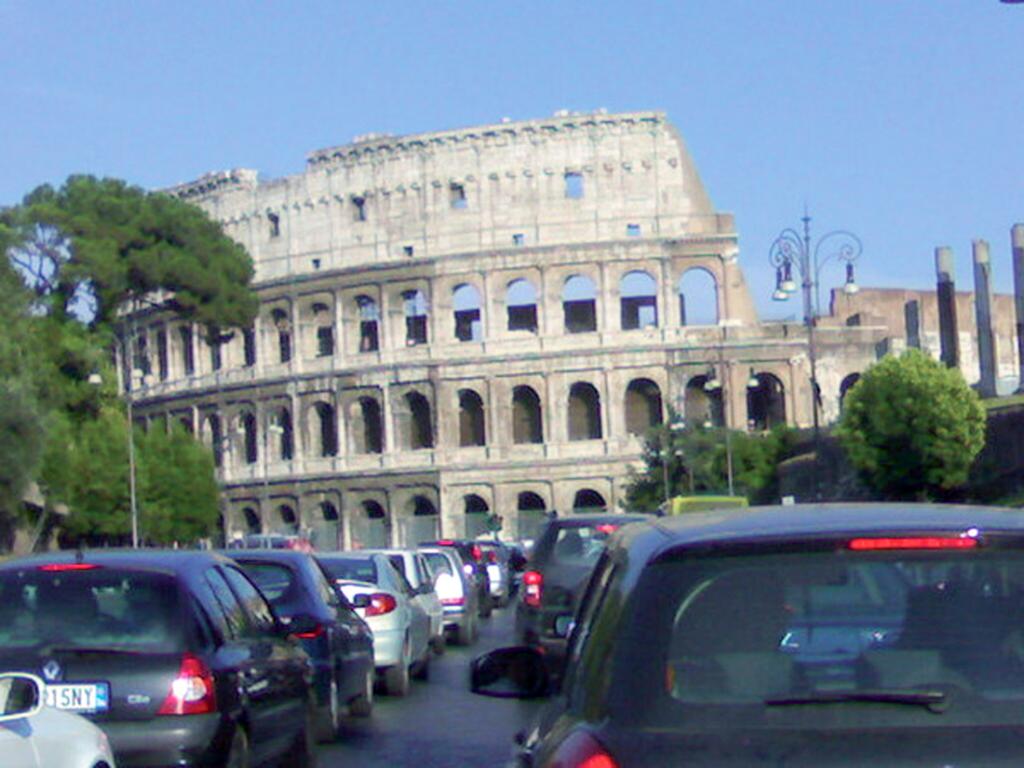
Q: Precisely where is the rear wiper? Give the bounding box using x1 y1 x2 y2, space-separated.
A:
765 689 948 714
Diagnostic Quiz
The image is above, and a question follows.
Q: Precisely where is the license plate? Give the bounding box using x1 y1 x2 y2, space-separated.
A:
44 683 110 713
487 564 501 581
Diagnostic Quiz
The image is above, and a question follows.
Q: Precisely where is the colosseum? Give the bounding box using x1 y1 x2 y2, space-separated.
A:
129 110 888 548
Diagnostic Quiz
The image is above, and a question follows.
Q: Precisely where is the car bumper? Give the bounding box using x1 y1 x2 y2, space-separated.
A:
101 713 223 768
441 604 469 630
372 626 406 668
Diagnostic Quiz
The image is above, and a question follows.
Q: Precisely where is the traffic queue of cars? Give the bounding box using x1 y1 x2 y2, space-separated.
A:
0 537 520 768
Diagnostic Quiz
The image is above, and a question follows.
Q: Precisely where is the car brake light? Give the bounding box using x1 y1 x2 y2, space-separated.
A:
487 551 497 563
523 570 543 608
595 524 619 535
848 537 978 551
471 544 483 562
437 539 455 546
157 653 217 715
293 622 327 640
38 563 99 571
364 593 397 617
547 730 618 768
440 596 464 606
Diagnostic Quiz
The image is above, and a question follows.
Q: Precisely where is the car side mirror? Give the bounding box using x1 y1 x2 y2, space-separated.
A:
351 593 371 609
470 647 551 699
0 673 44 722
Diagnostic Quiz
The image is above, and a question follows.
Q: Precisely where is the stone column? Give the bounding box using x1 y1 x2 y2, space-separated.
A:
1013 224 1024 393
973 239 997 398
935 247 959 369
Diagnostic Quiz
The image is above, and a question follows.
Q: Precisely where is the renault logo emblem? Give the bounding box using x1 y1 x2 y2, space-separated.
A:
41 660 61 682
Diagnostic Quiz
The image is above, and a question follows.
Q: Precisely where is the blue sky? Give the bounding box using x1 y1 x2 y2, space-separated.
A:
2 1 1022 317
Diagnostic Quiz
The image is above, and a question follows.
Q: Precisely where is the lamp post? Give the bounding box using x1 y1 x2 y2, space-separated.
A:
768 210 862 500
661 413 687 510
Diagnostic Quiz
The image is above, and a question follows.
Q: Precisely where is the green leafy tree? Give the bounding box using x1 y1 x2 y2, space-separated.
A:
836 349 986 500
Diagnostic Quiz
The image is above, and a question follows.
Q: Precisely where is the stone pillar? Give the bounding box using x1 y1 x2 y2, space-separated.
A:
935 247 959 369
1013 224 1024 393
973 239 997 398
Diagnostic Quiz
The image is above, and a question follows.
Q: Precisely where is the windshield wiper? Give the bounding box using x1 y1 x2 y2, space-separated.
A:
765 689 948 714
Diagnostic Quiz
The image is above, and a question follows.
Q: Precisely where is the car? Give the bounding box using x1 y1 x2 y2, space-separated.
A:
419 546 480 646
513 513 649 663
317 552 432 697
473 503 1024 767
363 548 446 655
226 533 314 552
475 539 516 607
0 671 117 768
421 539 494 619
228 549 376 740
0 550 316 768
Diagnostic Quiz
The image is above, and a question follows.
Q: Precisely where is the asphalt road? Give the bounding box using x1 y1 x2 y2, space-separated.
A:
317 603 544 767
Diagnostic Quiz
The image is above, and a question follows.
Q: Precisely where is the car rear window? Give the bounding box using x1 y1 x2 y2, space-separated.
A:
615 547 1024 728
238 562 296 604
321 557 378 584
423 552 454 577
545 524 620 566
0 566 183 652
388 555 407 578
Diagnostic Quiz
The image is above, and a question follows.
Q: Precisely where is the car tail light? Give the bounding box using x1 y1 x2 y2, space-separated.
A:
38 563 99 572
364 593 398 617
848 536 978 551
440 596 464 606
471 544 483 562
293 623 327 640
157 653 217 715
595 524 619 535
547 730 618 768
437 539 455 546
487 551 497 563
523 570 543 608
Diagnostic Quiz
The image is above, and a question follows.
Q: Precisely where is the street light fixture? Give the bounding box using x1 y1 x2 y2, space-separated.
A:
768 210 863 500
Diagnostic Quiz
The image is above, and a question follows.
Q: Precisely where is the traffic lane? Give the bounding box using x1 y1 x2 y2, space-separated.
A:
320 605 544 767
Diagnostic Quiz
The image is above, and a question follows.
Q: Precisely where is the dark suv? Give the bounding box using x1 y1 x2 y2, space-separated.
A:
514 514 648 661
0 550 316 768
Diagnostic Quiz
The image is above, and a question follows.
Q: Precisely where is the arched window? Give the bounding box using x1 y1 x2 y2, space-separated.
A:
679 268 719 326
620 271 658 330
242 507 261 534
241 412 258 464
840 373 862 411
271 308 292 363
205 414 223 468
624 379 663 435
507 279 538 333
562 275 597 334
321 501 339 521
517 492 547 541
270 406 294 461
458 390 486 447
311 302 334 357
277 504 298 535
314 402 338 457
747 373 787 431
403 290 428 346
685 375 724 428
568 382 602 441
408 495 439 544
573 489 607 513
464 494 490 538
404 392 434 450
453 284 483 342
357 296 380 352
351 500 388 549
512 386 543 444
353 397 384 454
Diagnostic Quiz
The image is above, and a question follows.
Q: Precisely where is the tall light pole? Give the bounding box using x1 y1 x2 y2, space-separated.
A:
769 210 862 500
661 413 687 511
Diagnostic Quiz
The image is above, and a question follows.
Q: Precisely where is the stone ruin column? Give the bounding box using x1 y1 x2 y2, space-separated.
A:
973 239 997 398
1013 224 1024 393
935 247 959 369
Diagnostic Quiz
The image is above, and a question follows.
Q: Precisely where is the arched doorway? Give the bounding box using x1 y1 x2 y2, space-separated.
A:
512 386 543 444
517 491 547 542
747 373 787 431
562 275 598 333
573 489 607 514
242 507 261 535
624 379 663 436
404 392 434 450
464 494 490 539
839 372 862 411
453 284 483 342
458 389 486 447
620 271 658 330
276 504 299 535
405 495 439 545
685 375 724 428
568 382 602 440
352 500 388 549
678 268 719 326
310 501 340 551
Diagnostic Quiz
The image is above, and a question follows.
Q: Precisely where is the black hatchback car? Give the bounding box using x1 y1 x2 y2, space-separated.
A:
476 504 1024 767
230 550 376 739
0 550 316 768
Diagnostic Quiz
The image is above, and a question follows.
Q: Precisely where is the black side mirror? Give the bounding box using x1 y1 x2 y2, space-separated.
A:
470 646 551 699
351 593 371 609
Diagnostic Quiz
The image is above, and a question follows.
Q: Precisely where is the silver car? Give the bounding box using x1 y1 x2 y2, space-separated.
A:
364 548 446 655
0 672 117 768
318 552 432 697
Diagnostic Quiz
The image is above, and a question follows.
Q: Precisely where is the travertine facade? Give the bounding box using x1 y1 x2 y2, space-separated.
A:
130 111 882 547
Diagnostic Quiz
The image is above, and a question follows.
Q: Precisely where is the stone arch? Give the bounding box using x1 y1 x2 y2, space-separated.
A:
624 378 664 435
464 494 490 539
269 405 294 461
270 307 292 363
562 274 598 334
506 278 538 333
401 391 434 450
517 491 548 541
573 489 607 514
453 283 483 342
306 301 335 358
312 402 338 457
350 396 384 454
685 375 724 428
352 499 389 549
240 411 258 465
747 372 787 431
405 494 440 545
242 506 261 535
568 382 603 441
312 500 340 551
512 385 544 444
276 503 299 535
203 413 224 468
458 389 486 447
678 268 719 326
356 295 380 352
620 270 658 330
402 289 429 346
839 372 862 411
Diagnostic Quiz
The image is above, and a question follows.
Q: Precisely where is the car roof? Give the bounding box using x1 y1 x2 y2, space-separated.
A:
222 549 312 565
620 503 1024 559
0 549 233 576
317 551 377 560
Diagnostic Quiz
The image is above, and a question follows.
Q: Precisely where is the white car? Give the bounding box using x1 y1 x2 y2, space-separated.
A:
318 552 432 697
364 548 446 655
0 672 116 768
